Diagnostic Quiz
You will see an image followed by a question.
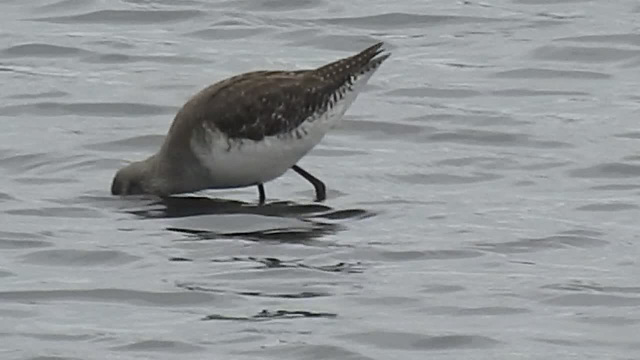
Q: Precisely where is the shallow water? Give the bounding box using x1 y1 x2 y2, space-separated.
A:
1 0 640 359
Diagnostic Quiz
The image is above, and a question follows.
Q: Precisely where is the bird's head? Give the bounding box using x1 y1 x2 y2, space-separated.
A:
111 160 151 196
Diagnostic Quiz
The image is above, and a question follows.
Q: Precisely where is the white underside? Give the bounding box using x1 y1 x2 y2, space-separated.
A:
190 122 325 188
190 69 377 189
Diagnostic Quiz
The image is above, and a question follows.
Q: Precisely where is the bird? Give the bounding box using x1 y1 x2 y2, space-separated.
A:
111 41 390 204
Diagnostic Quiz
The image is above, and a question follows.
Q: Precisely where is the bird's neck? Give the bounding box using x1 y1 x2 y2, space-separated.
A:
148 147 213 196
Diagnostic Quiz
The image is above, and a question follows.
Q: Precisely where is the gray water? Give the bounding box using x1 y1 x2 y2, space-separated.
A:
1 0 639 359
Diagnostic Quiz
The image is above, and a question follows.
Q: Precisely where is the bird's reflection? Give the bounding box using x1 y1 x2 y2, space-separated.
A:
128 196 332 218
120 195 375 243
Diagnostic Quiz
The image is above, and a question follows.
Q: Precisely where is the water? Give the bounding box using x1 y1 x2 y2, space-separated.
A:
1 0 640 359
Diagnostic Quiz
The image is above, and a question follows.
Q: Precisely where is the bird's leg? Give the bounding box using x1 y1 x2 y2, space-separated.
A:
257 184 266 205
291 165 326 201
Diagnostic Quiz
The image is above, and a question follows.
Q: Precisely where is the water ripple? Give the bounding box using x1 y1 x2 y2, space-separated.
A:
543 294 640 307
426 129 571 148
321 13 507 29
493 68 611 79
0 102 176 117
25 357 82 360
492 88 588 97
532 45 640 63
21 249 140 266
32 0 95 13
0 237 52 250
569 163 640 178
344 331 501 350
7 90 69 99
203 309 337 321
31 9 205 24
248 344 375 360
395 172 503 185
429 305 531 316
185 27 269 40
475 233 608 253
575 202 638 212
6 207 103 218
112 339 205 353
82 53 208 65
556 33 640 46
1 43 91 57
0 289 217 306
178 283 331 299
387 87 482 98
85 135 164 152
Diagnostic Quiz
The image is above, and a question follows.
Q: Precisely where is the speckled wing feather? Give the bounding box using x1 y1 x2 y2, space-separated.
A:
171 42 390 142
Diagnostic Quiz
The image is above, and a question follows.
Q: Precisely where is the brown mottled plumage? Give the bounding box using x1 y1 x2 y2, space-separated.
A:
111 42 390 203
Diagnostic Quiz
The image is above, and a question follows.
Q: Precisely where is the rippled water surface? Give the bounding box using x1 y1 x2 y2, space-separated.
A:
2 0 640 359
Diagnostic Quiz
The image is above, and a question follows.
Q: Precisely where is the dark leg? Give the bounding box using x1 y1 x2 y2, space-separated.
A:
292 165 326 201
257 184 266 205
